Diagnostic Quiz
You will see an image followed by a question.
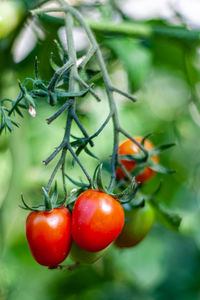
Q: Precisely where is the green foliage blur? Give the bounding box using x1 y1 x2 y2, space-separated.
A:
0 0 200 299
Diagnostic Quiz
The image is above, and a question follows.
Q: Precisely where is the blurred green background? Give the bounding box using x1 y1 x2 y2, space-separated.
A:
1 0 200 299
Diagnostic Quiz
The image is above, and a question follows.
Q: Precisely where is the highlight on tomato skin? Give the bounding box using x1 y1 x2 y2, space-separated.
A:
71 189 125 252
115 202 155 248
26 206 72 267
116 137 159 183
70 241 109 264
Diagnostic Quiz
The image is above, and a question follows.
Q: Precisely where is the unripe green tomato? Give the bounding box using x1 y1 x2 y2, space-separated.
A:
0 1 25 40
70 241 109 264
115 202 155 248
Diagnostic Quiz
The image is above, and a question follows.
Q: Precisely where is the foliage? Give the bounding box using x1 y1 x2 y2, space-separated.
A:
0 0 200 299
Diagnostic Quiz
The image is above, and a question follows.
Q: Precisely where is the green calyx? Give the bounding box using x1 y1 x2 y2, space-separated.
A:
20 182 65 212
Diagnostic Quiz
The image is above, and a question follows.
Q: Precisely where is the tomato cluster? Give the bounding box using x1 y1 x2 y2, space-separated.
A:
26 190 125 266
25 137 157 267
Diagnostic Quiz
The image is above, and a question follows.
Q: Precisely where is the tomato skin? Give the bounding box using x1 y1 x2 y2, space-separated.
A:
0 1 25 40
115 202 155 248
26 207 72 267
116 137 159 183
70 241 109 264
72 189 125 252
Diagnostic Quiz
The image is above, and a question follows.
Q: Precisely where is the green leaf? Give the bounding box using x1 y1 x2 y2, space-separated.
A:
5 117 14 132
51 182 58 206
150 143 176 156
149 161 175 174
96 163 106 192
151 200 182 231
141 133 153 145
42 187 52 211
65 173 89 188
119 153 146 162
84 147 99 160
55 87 90 98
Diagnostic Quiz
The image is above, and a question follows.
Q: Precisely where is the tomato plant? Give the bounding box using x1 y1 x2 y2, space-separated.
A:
71 189 125 252
26 206 72 267
115 201 155 248
116 137 159 183
70 241 109 264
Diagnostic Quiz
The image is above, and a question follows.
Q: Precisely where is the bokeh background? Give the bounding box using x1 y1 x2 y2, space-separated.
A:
0 0 200 299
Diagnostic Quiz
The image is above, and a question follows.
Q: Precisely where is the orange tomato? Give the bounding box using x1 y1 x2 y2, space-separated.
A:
116 137 159 183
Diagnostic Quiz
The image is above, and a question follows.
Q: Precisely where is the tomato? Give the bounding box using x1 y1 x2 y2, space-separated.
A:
116 137 159 183
70 241 109 264
115 202 155 248
72 189 125 252
0 1 25 40
26 207 72 267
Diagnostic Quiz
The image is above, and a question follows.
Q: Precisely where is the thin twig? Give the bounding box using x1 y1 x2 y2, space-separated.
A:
48 60 74 91
75 75 101 102
111 86 137 102
46 99 73 124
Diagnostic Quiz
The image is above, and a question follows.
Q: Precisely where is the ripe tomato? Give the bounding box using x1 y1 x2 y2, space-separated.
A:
116 137 159 183
72 189 125 252
26 207 72 267
70 241 109 264
115 202 155 248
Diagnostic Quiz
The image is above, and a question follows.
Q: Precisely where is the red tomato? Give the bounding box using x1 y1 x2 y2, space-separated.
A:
116 137 159 183
26 207 72 267
72 189 125 252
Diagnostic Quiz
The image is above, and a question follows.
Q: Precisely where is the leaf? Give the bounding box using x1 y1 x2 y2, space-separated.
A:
84 147 99 160
42 187 52 211
151 200 182 231
119 184 141 204
15 106 24 117
5 117 14 132
20 194 35 211
65 173 89 188
150 143 176 156
96 163 106 192
119 153 146 162
149 161 175 174
141 133 153 145
49 52 60 72
55 87 90 98
51 182 58 206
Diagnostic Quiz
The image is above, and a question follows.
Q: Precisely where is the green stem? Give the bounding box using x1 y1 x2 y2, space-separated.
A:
37 13 200 42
